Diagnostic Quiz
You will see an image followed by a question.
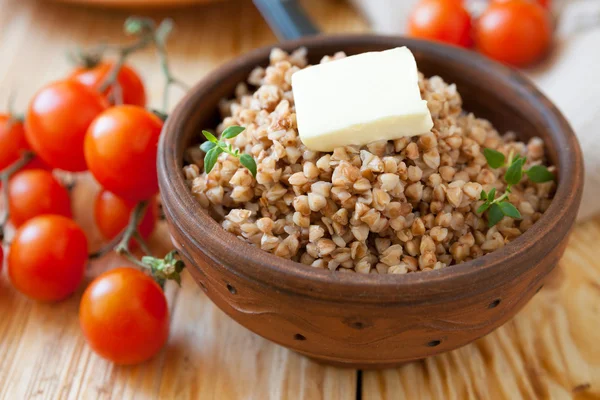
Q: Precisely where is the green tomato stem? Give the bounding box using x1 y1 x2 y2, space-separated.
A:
114 200 148 252
88 233 124 260
97 35 153 93
92 18 187 113
133 231 153 257
116 247 151 270
0 152 35 243
7 91 24 123
88 200 148 260
152 21 190 113
89 200 184 287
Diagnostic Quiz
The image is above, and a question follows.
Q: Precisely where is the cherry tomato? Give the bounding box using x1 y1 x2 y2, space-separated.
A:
26 80 108 172
70 62 146 107
8 169 72 227
493 0 550 8
8 215 88 302
476 0 552 67
85 106 162 202
80 267 169 365
407 0 472 48
0 115 30 171
94 190 156 242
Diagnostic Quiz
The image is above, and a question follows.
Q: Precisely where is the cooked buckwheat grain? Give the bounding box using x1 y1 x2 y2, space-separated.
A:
184 48 556 275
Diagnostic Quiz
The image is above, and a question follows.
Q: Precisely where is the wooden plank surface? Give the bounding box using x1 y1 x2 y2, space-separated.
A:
0 1 598 399
0 1 365 399
363 218 600 400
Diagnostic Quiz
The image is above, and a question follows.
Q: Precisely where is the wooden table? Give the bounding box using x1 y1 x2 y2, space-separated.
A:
0 1 598 399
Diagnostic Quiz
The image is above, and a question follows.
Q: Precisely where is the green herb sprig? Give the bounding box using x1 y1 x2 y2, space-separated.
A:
200 126 257 177
479 148 554 227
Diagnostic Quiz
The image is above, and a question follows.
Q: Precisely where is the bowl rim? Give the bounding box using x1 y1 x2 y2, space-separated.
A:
158 34 583 302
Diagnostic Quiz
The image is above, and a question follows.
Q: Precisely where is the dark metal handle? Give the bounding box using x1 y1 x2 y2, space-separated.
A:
253 0 320 41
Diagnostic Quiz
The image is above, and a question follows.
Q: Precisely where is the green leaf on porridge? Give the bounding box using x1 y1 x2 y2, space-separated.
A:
499 202 521 219
483 148 506 169
222 126 246 139
202 130 219 143
204 146 223 174
481 151 546 226
239 153 257 177
505 157 525 185
488 203 504 227
526 165 554 183
477 202 491 214
200 141 216 152
480 190 487 201
200 125 257 178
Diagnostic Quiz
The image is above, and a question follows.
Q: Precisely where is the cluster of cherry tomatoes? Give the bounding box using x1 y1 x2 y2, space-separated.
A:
0 59 170 365
407 0 553 67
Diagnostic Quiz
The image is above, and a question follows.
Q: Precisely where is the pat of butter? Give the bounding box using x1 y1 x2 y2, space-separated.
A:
292 47 433 152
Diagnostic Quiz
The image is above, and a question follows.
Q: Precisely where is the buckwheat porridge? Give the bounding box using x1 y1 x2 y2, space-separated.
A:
182 48 556 275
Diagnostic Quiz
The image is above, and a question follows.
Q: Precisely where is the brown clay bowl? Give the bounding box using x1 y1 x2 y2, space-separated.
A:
158 35 583 368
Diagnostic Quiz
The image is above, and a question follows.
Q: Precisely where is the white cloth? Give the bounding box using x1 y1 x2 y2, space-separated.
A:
351 0 600 220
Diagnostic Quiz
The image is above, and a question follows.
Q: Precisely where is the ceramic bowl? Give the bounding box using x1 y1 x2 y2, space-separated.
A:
158 35 583 368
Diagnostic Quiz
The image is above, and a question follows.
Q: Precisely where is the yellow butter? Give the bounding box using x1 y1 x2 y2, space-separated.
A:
292 47 433 152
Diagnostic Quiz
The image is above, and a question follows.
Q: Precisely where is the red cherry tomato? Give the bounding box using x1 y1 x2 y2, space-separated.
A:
0 115 30 171
8 215 88 302
8 169 72 227
407 0 472 48
493 0 551 8
80 267 169 365
476 0 552 67
26 80 108 172
70 62 146 107
85 106 163 202
94 190 156 242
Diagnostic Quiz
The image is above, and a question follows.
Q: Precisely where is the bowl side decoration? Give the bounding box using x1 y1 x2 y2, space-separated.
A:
158 35 583 368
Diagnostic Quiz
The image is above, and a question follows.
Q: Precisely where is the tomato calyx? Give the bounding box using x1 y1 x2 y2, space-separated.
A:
142 251 185 287
68 46 104 69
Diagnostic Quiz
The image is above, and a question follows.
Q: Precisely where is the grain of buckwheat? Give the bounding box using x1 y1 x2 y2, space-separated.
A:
183 48 556 275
